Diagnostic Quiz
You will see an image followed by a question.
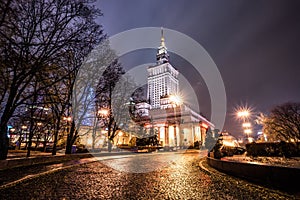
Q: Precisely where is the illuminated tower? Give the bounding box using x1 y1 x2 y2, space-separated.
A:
147 28 179 109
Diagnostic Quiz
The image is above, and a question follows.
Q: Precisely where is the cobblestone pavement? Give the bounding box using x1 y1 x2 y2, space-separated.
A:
0 157 97 187
0 151 298 200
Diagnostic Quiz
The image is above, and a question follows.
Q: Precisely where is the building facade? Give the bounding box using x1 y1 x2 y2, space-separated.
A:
147 29 179 109
138 29 215 148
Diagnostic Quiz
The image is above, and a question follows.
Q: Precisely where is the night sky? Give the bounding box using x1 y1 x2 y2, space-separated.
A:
95 0 300 138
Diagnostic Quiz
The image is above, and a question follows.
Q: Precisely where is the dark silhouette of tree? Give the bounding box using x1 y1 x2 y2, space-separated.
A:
95 61 147 152
72 39 118 152
0 0 104 159
97 59 124 152
262 102 300 142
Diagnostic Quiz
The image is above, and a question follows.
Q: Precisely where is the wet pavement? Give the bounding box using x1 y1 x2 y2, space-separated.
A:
0 151 298 200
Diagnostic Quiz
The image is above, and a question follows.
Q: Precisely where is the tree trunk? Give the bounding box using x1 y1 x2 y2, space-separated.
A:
0 125 8 160
65 134 72 154
65 120 76 154
26 119 35 157
52 123 59 156
108 139 112 152
26 137 32 157
43 131 48 152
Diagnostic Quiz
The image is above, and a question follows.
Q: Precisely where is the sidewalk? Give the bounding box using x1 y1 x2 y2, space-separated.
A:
0 149 200 189
0 149 136 189
0 156 98 189
3 148 196 170
1 149 137 171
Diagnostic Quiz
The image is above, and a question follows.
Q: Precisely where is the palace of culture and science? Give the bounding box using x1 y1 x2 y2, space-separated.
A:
134 29 215 148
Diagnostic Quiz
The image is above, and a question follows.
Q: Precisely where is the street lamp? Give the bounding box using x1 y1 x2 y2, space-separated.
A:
242 122 251 128
236 106 253 143
63 116 72 138
244 129 252 135
97 108 110 150
21 125 27 129
63 116 72 122
237 110 250 119
97 108 109 117
169 95 182 108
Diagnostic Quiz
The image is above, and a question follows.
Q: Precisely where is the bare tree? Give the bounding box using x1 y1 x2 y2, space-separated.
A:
261 102 300 142
72 39 117 152
95 59 125 152
94 62 146 152
0 0 104 159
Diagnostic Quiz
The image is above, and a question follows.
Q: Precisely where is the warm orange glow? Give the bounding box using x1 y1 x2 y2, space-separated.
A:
21 125 27 130
118 131 124 137
234 105 254 121
242 122 251 128
144 123 153 128
98 108 109 116
244 129 252 134
63 116 72 121
37 122 42 126
169 94 182 106
156 123 166 127
222 140 236 147
201 123 208 129
248 137 255 143
9 128 15 132
237 110 250 118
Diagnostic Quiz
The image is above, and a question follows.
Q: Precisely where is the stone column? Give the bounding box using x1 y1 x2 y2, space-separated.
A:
165 126 169 146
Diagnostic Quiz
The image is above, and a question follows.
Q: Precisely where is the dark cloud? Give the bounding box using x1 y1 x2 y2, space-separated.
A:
96 0 300 137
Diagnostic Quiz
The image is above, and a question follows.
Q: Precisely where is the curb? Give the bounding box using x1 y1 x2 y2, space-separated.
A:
206 156 300 190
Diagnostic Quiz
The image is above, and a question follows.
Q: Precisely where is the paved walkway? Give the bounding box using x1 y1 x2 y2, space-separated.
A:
0 157 97 189
1 149 202 189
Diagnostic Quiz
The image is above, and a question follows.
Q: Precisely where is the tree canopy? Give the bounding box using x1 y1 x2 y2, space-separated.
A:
260 102 300 142
0 0 104 159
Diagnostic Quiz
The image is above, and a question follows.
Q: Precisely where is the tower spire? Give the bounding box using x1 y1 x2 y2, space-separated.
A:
161 27 165 47
156 27 169 64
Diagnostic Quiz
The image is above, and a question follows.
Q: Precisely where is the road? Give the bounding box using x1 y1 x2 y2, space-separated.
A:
0 150 297 199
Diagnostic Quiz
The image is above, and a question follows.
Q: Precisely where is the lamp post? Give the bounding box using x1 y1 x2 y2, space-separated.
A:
237 110 250 119
97 108 109 150
236 108 252 143
63 116 72 131
98 108 109 118
244 128 252 138
63 116 72 151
